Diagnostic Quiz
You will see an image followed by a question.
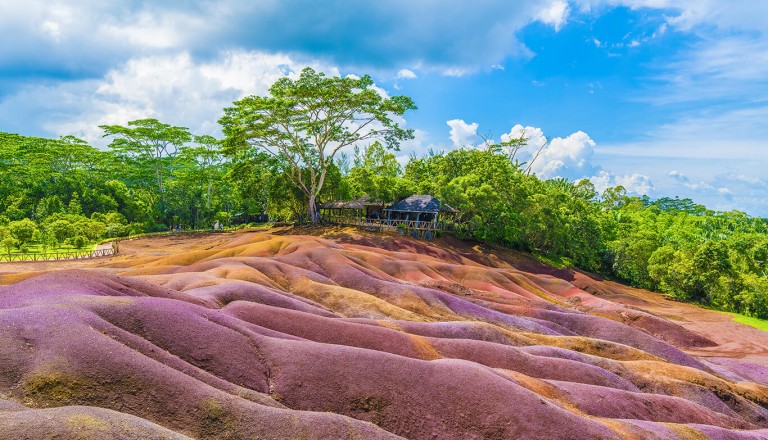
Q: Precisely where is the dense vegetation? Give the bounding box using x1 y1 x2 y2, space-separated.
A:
1 68 765 318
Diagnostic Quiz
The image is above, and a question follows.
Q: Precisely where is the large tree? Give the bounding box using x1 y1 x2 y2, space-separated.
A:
100 119 192 200
219 67 416 223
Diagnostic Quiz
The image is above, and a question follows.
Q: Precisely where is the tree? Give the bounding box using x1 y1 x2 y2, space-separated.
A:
1 237 17 255
348 142 402 202
8 218 37 247
48 219 76 245
68 192 83 215
220 67 416 223
100 119 192 203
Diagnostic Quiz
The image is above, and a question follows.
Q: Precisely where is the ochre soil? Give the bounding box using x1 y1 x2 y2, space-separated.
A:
0 226 767 439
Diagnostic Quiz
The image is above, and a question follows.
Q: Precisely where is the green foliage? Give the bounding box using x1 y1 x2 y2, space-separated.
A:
101 118 192 198
8 218 37 246
47 219 77 245
69 235 89 249
220 67 416 222
1 237 18 254
347 142 402 202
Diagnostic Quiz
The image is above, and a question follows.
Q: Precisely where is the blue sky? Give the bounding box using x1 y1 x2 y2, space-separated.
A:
1 0 767 215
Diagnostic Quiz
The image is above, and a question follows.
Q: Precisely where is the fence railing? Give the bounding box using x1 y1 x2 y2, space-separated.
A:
321 215 462 232
0 246 117 263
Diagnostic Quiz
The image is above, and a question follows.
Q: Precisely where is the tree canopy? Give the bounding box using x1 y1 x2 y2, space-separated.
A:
219 67 417 222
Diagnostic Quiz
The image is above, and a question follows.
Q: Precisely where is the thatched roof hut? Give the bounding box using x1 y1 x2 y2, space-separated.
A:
383 195 457 214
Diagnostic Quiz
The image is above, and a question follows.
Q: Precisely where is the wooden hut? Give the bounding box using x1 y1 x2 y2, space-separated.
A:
318 196 385 224
382 195 458 231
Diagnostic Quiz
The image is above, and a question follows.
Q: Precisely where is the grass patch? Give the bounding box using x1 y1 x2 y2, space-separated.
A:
4 243 97 255
532 253 573 269
723 312 768 332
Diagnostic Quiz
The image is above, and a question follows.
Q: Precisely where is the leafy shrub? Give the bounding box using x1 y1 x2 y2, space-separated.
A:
151 223 169 233
1 237 18 254
48 219 76 245
8 218 38 246
104 223 129 238
69 235 88 249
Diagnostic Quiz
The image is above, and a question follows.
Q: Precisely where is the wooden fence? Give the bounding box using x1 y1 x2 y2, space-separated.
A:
0 246 117 263
321 215 463 233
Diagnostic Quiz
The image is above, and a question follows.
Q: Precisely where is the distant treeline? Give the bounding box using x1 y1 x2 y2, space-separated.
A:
1 128 766 317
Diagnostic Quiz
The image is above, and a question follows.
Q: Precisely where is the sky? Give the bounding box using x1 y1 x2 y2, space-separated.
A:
1 0 767 215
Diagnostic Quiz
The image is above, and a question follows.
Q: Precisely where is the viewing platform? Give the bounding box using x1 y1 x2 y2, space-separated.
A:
319 195 462 237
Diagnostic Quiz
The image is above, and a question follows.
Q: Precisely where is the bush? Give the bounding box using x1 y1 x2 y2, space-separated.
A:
104 223 129 238
1 237 18 254
8 218 38 245
48 219 76 245
151 223 169 233
77 220 106 240
69 235 89 249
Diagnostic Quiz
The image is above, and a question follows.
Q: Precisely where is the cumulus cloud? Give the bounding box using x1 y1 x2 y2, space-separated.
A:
668 169 689 183
0 51 341 143
0 0 584 83
667 170 752 205
501 124 547 151
446 119 480 148
495 123 653 194
591 170 654 195
497 124 597 180
529 131 597 179
667 169 713 191
397 69 417 79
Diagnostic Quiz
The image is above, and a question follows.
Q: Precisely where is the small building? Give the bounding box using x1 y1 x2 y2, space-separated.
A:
382 195 458 231
318 196 385 224
319 194 460 236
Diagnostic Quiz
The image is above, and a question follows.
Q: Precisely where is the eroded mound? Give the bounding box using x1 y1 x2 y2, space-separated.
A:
1 229 768 439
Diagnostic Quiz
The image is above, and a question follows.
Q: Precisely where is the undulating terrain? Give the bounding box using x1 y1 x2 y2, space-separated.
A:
1 228 768 439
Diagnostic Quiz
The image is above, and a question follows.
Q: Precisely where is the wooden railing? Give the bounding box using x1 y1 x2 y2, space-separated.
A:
0 246 117 263
321 215 461 232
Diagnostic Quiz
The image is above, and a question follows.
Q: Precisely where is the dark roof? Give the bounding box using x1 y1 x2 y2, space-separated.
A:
318 196 384 210
383 195 458 213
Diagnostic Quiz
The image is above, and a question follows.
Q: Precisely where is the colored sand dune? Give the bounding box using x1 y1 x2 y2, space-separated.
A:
1 229 768 439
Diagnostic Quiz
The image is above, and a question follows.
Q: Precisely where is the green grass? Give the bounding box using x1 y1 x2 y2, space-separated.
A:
533 253 574 269
722 312 768 332
4 243 97 255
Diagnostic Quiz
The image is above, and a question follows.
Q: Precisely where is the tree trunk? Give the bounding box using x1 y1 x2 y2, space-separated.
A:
308 193 319 224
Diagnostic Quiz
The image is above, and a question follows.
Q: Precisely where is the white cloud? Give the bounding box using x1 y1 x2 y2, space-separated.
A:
615 173 655 195
536 0 570 32
446 119 480 148
397 69 417 79
441 68 469 77
0 0 581 80
668 169 689 182
591 170 654 195
497 124 597 180
497 124 654 195
41 20 61 40
645 36 768 105
0 51 341 144
501 124 547 151
529 131 597 179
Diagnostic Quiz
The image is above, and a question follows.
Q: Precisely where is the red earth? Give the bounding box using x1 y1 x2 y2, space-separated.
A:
1 226 767 439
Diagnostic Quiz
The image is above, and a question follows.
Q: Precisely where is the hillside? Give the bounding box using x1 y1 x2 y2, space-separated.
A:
1 227 768 439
